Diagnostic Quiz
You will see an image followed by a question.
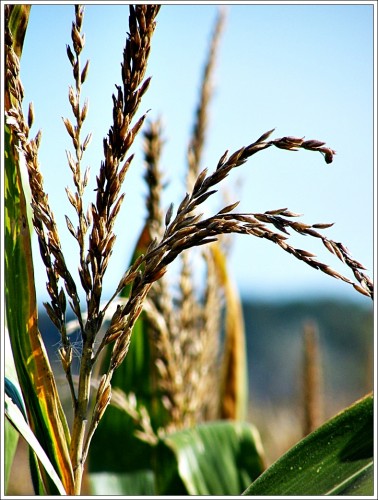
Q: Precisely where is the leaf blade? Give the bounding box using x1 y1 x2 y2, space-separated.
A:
156 421 265 495
5 396 67 495
242 393 373 496
4 110 74 495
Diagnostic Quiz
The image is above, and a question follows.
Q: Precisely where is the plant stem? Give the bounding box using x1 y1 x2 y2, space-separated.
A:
69 339 93 494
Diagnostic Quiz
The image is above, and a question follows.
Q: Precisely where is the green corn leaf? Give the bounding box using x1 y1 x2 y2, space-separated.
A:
243 393 373 496
5 394 66 495
5 377 27 420
155 420 266 495
5 9 74 491
4 374 20 492
4 330 22 490
5 333 47 496
5 126 74 493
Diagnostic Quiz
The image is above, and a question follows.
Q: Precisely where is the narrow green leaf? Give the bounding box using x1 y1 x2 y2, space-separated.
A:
5 378 27 420
5 77 74 496
243 393 373 496
5 396 66 495
5 8 74 493
4 365 46 495
4 335 48 496
5 120 74 493
155 421 265 495
4 332 22 490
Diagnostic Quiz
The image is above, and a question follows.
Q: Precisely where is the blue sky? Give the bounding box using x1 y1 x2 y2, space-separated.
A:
16 2 375 304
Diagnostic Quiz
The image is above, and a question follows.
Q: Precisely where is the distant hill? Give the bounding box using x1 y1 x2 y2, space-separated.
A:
242 297 373 412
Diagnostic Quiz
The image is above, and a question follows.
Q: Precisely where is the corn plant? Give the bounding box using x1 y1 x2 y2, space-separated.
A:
4 3 373 496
